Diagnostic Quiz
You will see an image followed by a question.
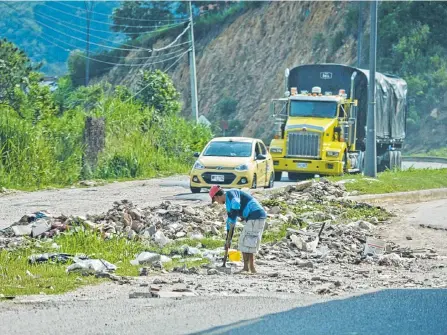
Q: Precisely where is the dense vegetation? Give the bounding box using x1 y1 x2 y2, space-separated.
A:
343 1 447 150
0 40 211 190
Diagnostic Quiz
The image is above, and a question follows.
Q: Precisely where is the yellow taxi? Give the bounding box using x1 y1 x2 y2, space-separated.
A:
189 137 275 193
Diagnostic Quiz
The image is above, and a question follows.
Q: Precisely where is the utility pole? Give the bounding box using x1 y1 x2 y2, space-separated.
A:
188 1 199 123
357 1 363 68
365 0 378 177
84 0 93 86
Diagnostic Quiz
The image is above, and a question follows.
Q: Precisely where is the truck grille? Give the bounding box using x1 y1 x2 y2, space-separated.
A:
287 132 321 158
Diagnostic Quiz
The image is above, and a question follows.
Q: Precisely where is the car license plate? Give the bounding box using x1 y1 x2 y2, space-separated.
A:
297 163 308 169
211 175 225 182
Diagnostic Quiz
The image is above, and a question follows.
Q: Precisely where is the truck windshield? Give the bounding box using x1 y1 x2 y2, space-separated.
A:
203 141 252 157
290 100 337 118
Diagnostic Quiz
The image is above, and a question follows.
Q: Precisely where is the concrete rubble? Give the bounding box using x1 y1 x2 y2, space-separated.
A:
1 179 445 297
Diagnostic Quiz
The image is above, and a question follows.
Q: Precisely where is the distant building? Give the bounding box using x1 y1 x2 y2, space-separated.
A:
39 76 58 92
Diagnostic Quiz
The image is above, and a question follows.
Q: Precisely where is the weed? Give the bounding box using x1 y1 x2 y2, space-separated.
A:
330 168 447 194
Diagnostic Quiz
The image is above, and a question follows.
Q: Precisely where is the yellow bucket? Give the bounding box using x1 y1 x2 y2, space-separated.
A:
228 249 242 262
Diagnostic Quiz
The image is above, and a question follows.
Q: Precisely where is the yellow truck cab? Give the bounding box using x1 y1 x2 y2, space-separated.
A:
269 64 407 181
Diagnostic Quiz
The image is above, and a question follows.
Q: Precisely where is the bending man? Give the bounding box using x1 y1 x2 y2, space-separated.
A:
209 185 266 274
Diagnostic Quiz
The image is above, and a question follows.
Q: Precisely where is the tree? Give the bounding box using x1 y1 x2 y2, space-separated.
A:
111 1 174 39
136 69 181 116
0 39 37 112
214 96 238 117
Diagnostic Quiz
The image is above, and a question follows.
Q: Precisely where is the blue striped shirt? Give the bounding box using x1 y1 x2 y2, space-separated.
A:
225 189 266 230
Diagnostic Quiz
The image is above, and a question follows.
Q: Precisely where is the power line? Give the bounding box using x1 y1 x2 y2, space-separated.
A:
37 12 186 35
1 3 191 68
32 15 191 54
57 1 189 23
35 10 186 51
125 48 190 103
40 3 185 29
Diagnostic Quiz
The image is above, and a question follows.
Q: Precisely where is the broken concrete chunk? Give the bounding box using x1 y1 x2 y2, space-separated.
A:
189 232 204 240
132 252 161 266
129 208 143 221
12 225 32 236
154 230 170 247
31 220 51 238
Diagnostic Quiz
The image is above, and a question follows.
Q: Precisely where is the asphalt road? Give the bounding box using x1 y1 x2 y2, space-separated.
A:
1 288 445 335
0 160 444 229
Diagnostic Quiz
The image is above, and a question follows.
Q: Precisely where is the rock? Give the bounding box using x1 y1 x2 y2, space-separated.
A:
183 246 202 256
129 209 143 221
160 255 172 264
269 206 282 215
80 180 96 187
406 236 413 240
290 234 304 250
127 230 136 240
123 212 132 227
83 220 97 230
139 268 149 276
207 269 218 275
357 220 375 231
296 180 313 192
211 226 220 235
183 207 196 216
154 230 170 247
295 260 314 268
192 217 203 224
129 292 159 299
31 220 51 238
172 284 192 292
132 252 161 266
174 231 186 238
379 253 403 267
189 232 204 240
131 221 144 233
12 225 32 236
148 225 157 237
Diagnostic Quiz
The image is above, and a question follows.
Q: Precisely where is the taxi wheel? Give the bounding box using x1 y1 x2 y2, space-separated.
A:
190 187 201 193
265 173 274 188
251 174 257 189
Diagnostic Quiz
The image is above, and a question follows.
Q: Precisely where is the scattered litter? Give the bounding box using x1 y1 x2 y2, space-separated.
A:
66 258 116 274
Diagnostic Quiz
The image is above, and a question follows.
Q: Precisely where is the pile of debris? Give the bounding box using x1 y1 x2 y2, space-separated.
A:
0 179 431 270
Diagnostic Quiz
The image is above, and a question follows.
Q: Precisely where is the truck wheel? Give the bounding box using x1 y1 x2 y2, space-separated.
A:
190 187 201 194
388 151 396 170
396 151 402 169
274 172 282 181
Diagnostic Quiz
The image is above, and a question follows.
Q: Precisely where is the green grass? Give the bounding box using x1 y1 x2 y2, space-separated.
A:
0 231 211 297
262 224 301 244
409 147 447 158
330 168 447 194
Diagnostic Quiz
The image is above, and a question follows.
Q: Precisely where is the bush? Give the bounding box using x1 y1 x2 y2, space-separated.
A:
330 31 345 53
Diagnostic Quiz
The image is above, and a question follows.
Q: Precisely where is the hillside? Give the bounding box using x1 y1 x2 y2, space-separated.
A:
101 1 357 144
0 1 121 75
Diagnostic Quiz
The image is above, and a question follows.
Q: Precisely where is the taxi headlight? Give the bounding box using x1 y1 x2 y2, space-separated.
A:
235 164 249 171
193 161 205 169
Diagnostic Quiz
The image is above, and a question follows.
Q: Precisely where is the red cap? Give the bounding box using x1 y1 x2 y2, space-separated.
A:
209 185 221 200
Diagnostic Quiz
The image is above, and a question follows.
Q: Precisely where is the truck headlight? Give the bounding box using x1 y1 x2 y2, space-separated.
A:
326 151 340 157
193 161 205 169
235 164 249 171
270 147 283 153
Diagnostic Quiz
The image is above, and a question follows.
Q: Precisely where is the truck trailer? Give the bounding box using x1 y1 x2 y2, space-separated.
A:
269 63 407 181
